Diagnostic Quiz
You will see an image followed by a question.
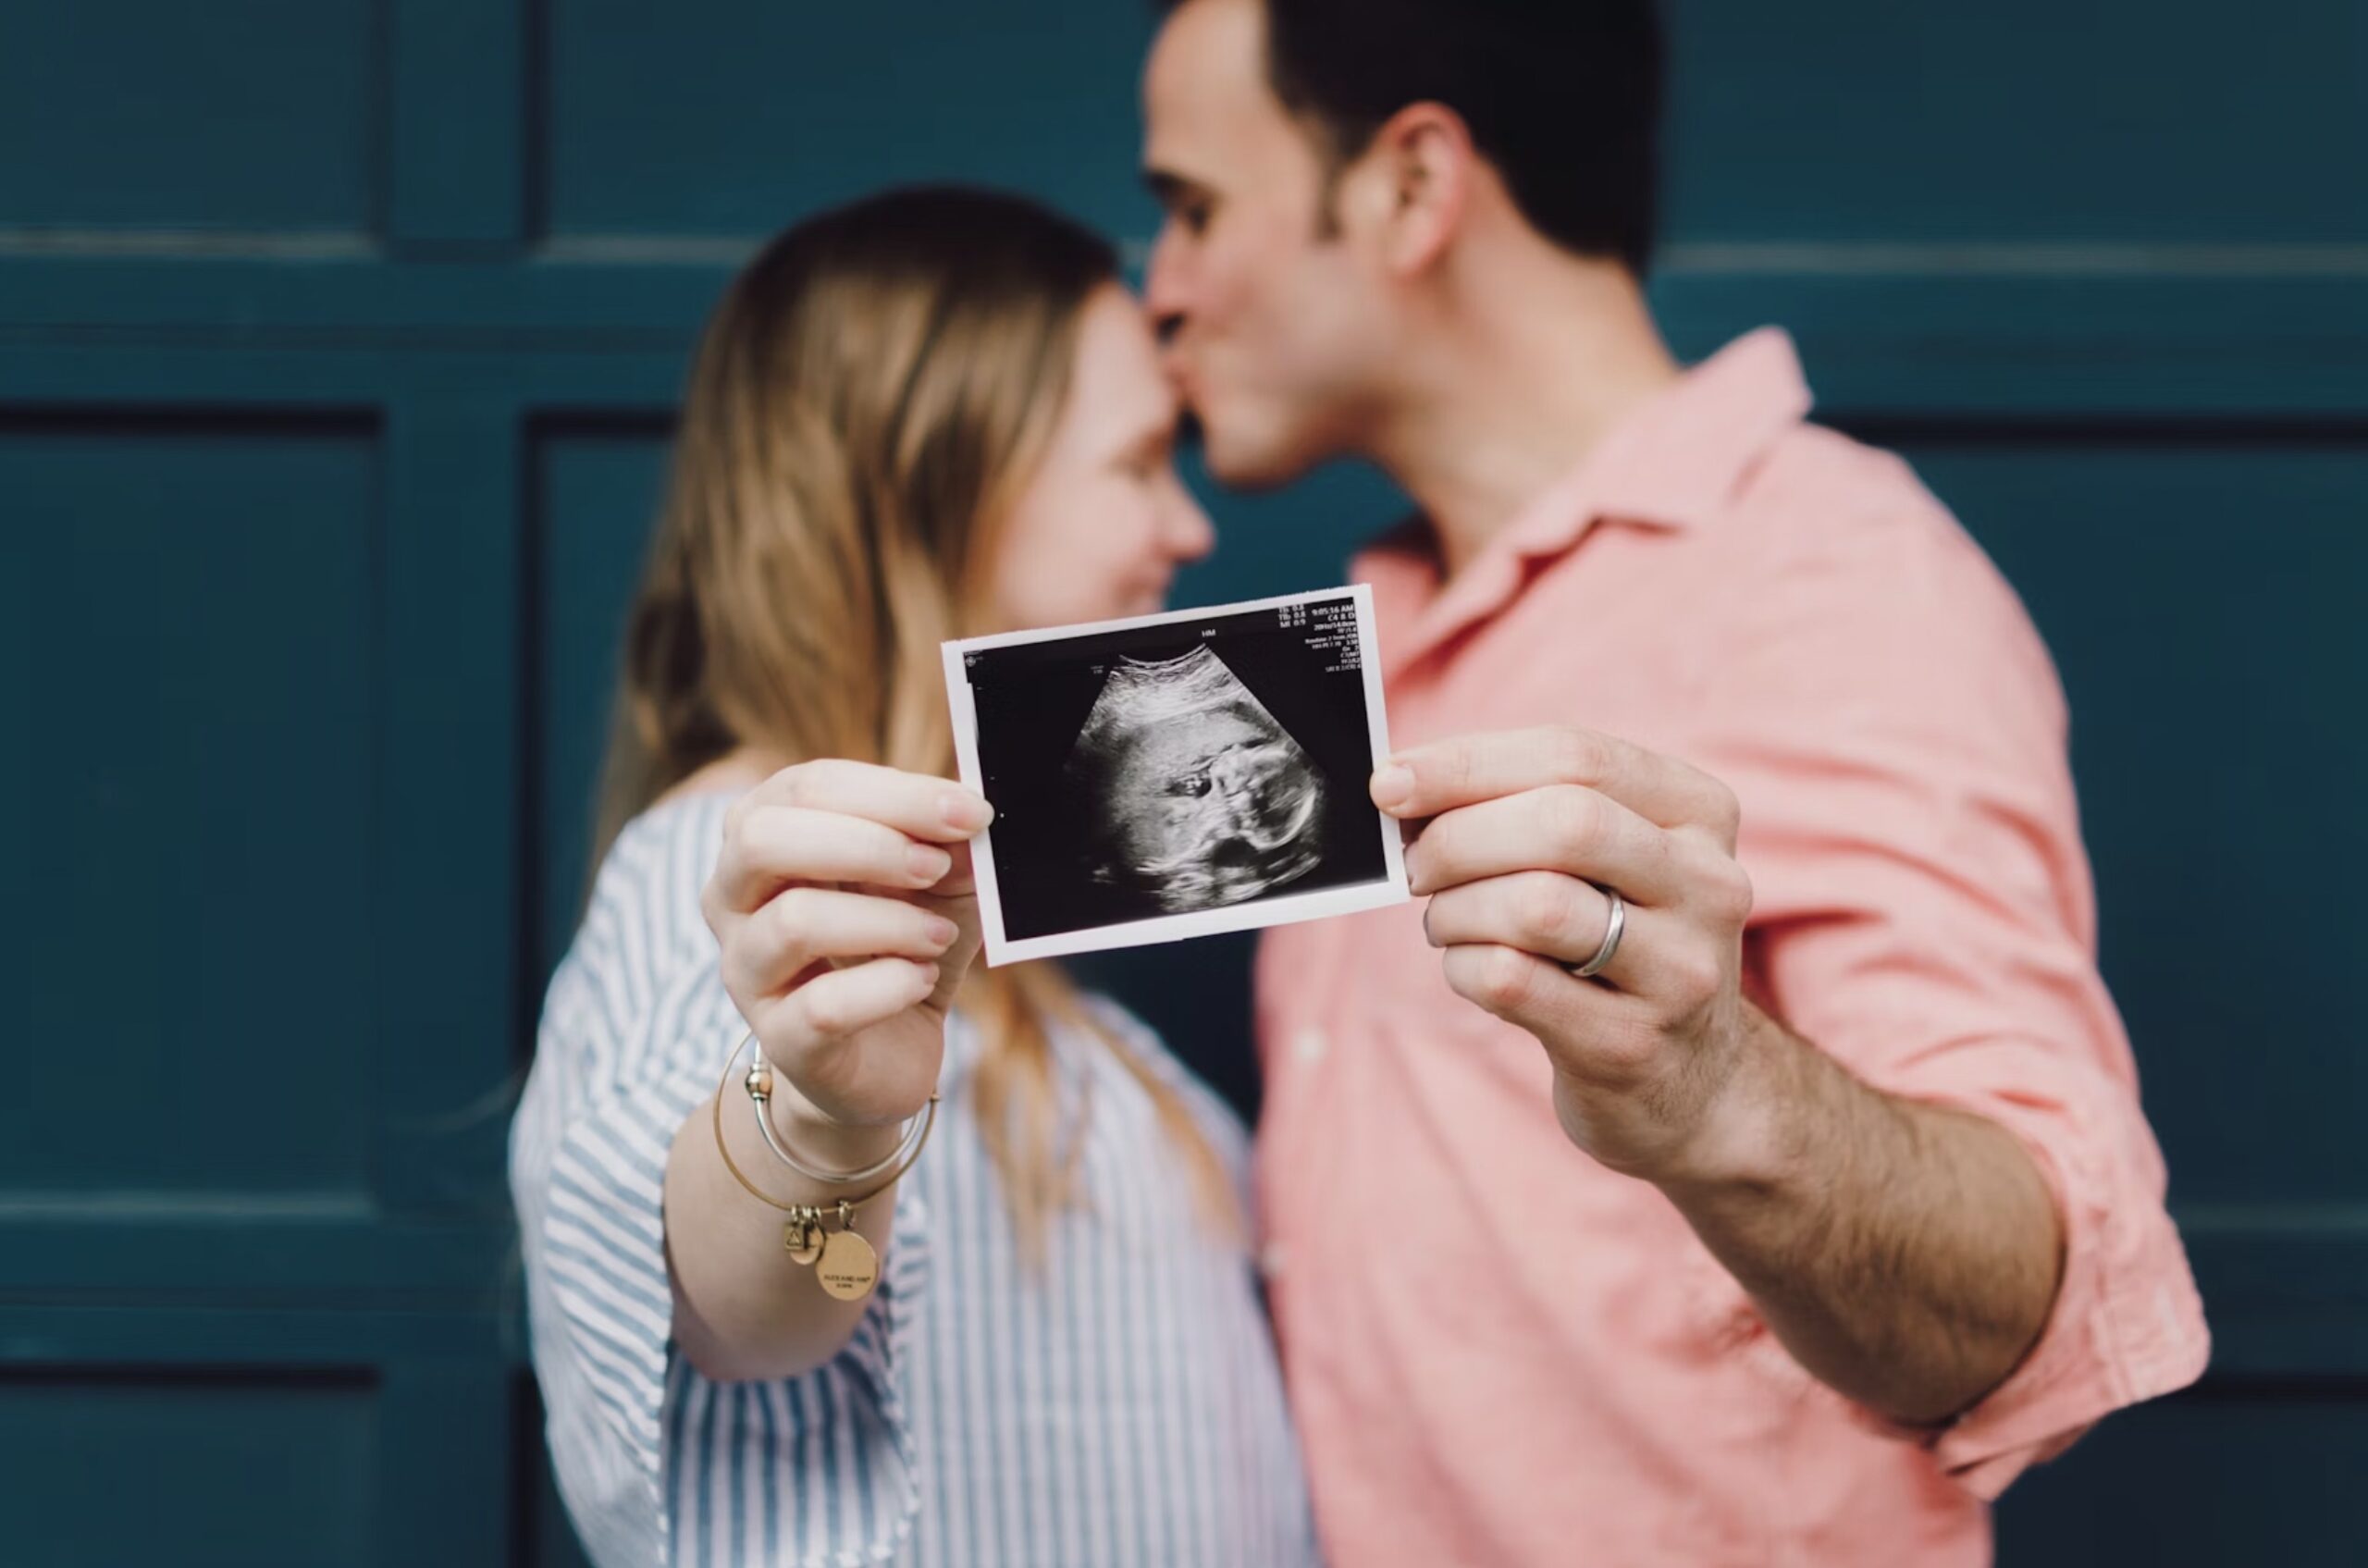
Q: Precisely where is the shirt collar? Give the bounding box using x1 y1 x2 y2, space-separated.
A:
1357 327 1813 676
1498 325 1812 553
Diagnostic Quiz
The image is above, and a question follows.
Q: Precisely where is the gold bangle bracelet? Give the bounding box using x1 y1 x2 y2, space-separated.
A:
709 1032 940 1216
732 1029 931 1184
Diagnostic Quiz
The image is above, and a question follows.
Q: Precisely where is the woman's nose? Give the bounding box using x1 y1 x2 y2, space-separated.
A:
1166 490 1216 564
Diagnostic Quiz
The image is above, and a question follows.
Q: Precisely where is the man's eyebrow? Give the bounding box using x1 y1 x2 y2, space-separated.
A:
1143 168 1209 206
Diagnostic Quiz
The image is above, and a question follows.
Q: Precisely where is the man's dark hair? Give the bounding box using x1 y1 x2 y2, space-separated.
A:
1159 0 1664 276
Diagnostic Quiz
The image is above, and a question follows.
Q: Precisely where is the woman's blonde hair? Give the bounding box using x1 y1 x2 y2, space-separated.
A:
592 186 1231 1252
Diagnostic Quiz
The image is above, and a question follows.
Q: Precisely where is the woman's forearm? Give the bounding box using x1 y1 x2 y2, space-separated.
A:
662 1079 906 1384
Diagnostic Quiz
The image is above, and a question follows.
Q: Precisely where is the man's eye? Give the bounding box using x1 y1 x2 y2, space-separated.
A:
1171 773 1212 797
1178 203 1212 237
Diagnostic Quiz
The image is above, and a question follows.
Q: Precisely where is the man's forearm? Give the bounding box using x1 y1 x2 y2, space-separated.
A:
1370 728 2068 1426
1646 1006 2066 1426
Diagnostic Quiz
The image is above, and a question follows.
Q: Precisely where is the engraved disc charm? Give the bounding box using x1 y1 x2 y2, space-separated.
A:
783 1216 822 1266
816 1228 881 1301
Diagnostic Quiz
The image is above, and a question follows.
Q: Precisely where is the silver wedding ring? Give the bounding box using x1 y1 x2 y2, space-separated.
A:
1569 885 1626 979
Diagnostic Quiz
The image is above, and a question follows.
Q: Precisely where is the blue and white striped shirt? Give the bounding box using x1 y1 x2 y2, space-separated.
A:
511 793 1319 1567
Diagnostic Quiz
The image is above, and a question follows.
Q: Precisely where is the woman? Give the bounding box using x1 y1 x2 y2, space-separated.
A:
509 186 1317 1568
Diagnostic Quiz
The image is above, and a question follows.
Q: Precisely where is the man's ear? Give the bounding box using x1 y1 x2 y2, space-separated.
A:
1356 102 1474 278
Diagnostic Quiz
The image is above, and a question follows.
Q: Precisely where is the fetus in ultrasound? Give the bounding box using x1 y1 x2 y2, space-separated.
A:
1063 644 1326 915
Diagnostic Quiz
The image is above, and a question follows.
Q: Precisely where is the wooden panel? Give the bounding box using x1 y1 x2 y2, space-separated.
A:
0 0 380 235
0 1331 513 1568
0 1365 378 1567
519 1372 599 1568
1999 1378 2368 1562
1662 0 2368 244
374 389 529 1216
526 416 672 985
538 0 1162 240
0 413 380 1198
388 0 529 248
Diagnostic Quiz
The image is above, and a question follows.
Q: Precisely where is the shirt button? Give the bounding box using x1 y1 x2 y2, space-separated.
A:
1259 1243 1289 1278
1291 1028 1327 1067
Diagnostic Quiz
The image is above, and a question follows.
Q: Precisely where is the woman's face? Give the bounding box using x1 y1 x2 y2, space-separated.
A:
988 284 1216 629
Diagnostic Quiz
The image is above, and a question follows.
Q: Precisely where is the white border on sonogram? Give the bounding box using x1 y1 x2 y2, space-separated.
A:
943 583 1411 968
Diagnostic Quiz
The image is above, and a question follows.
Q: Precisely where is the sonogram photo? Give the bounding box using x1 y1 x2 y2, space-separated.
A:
1065 641 1326 915
945 587 1409 965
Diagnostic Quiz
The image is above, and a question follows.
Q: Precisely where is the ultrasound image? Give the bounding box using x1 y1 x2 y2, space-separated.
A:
1063 644 1326 914
960 591 1392 945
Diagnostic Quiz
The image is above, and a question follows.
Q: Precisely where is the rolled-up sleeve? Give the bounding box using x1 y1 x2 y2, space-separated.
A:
1701 479 2211 1497
512 932 927 1566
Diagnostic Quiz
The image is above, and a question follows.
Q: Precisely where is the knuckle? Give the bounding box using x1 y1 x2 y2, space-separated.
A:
1441 945 1486 1006
1518 873 1579 947
722 934 770 1014
715 932 748 1003
1548 725 1599 784
1706 778 1743 838
1708 859 1755 926
733 806 782 872
1478 944 1536 1011
1446 744 1475 798
1547 786 1602 859
796 979 852 1039
1589 1022 1657 1085
1666 948 1724 1011
768 884 820 942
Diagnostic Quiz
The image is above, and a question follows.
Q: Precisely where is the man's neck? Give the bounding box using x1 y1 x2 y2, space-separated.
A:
1367 257 1681 583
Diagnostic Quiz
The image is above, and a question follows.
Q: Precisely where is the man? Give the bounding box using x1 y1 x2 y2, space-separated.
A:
1139 1 2209 1563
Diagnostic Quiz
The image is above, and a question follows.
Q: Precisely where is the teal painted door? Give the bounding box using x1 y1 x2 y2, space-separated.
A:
2 2 2361 1562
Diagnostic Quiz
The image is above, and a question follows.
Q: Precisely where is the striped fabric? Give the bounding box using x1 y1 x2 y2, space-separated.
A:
511 793 1319 1567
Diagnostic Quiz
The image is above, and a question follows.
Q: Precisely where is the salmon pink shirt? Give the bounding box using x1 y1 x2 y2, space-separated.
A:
1252 328 2209 1567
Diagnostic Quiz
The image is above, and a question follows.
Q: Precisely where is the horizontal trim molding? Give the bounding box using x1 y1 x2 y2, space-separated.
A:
0 256 2357 417
0 1204 2355 1373
0 228 380 261
545 235 2368 280
0 1303 511 1364
0 1209 515 1302
1659 241 2368 279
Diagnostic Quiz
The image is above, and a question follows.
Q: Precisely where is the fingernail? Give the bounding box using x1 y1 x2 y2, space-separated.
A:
1372 763 1413 810
924 914 958 946
909 845 953 883
940 791 993 832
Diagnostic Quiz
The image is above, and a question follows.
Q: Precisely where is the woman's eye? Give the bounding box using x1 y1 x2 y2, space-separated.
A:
1171 773 1211 798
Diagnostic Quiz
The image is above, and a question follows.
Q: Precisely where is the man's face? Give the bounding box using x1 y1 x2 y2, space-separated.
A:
1141 0 1389 489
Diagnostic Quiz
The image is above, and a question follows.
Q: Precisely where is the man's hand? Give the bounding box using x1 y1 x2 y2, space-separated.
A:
1375 724 1761 1182
1375 724 2066 1425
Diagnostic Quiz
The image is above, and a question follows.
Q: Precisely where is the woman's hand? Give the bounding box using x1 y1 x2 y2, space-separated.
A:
702 760 993 1138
